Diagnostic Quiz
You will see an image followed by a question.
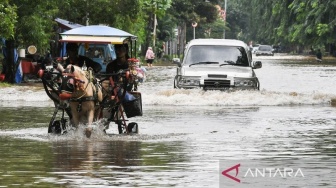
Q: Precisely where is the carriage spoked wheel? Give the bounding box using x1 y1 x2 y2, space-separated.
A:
117 122 123 134
48 118 69 135
115 74 141 135
116 121 138 134
102 70 141 135
127 122 139 134
48 120 62 134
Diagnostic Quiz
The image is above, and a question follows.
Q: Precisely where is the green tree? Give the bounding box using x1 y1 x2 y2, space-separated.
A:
288 0 336 50
0 0 17 80
239 0 336 54
0 0 17 39
1 0 58 83
169 0 220 56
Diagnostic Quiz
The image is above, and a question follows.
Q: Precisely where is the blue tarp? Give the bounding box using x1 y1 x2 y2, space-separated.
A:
12 45 21 83
1 38 21 83
1 38 6 59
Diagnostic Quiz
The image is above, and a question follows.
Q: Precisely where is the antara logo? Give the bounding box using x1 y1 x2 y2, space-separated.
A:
221 163 305 183
222 164 241 183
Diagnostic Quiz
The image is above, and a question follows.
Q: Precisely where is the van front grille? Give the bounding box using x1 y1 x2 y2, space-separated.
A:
203 79 231 90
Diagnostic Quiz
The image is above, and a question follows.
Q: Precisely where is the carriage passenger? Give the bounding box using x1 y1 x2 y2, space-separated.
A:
105 44 132 91
106 44 145 88
106 44 129 74
57 43 102 73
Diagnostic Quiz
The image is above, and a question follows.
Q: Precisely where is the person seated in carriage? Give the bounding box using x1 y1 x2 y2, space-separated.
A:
105 44 146 90
105 44 133 91
104 44 143 134
106 44 129 74
57 43 102 73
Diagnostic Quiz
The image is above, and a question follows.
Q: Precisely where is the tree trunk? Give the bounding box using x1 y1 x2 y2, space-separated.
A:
177 22 187 58
4 39 16 83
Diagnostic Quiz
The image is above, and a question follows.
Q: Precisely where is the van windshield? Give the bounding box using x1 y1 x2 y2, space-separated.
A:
184 45 249 66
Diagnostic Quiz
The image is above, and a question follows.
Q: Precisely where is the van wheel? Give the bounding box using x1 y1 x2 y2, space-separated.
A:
174 75 181 89
257 79 260 90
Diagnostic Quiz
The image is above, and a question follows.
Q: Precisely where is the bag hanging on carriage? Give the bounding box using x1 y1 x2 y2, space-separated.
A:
122 91 142 118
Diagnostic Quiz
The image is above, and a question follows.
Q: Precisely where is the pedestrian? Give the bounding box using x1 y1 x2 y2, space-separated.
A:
145 47 155 67
316 49 322 62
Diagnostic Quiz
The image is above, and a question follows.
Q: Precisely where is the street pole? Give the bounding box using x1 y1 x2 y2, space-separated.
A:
192 22 197 40
223 0 227 39
193 27 195 39
153 11 156 50
85 12 89 26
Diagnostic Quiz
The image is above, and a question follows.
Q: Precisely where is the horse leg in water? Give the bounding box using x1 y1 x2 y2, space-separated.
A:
84 103 96 138
69 101 95 138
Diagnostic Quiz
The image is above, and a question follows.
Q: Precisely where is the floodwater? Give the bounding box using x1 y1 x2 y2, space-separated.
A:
0 55 336 187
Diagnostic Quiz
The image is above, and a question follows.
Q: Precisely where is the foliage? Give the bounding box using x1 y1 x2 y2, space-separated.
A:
240 0 336 52
0 0 17 39
1 0 336 61
170 0 219 25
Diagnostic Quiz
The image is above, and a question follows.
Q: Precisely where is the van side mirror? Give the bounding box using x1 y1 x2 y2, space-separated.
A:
253 61 262 69
172 58 181 67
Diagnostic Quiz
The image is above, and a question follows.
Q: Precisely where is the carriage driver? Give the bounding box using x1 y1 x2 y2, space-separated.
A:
57 43 102 73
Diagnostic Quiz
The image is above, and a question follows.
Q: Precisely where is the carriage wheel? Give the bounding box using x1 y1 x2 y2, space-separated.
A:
127 122 138 133
49 120 62 134
117 122 123 134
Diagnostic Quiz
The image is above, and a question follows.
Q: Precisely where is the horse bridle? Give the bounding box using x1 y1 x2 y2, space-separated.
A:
61 72 86 95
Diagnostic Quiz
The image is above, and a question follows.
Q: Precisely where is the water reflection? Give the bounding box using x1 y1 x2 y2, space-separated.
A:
51 140 142 171
0 106 53 130
49 140 190 187
0 138 56 187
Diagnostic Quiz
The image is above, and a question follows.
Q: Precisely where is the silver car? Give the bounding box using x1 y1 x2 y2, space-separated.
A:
255 45 274 56
173 39 262 90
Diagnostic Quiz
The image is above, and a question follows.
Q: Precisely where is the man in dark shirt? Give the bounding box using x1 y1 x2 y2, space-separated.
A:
106 44 129 73
106 44 134 92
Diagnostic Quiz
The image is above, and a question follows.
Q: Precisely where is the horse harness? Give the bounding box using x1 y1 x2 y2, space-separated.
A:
61 71 100 112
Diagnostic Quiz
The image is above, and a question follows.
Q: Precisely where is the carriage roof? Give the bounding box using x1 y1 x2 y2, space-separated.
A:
59 25 137 44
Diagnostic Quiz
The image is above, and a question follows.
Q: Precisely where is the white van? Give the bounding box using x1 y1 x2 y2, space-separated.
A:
173 39 262 90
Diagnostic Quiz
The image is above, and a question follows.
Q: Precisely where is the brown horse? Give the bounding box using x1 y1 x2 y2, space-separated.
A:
58 65 103 137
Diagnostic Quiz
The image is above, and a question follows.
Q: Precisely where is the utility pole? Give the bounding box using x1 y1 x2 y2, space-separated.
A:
152 0 157 51
85 1 89 26
153 10 157 50
223 0 227 39
85 12 89 26
192 22 197 39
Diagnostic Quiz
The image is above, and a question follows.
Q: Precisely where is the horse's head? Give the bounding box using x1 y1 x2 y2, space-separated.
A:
59 65 88 100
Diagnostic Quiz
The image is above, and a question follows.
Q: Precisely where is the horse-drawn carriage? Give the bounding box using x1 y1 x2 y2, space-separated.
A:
38 25 144 137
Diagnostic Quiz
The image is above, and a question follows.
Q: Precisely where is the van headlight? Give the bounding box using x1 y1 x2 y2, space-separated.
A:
234 78 256 87
180 76 201 86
